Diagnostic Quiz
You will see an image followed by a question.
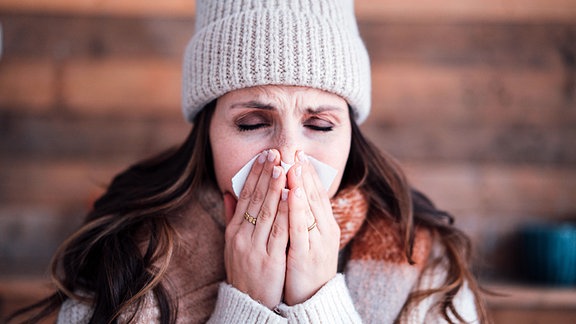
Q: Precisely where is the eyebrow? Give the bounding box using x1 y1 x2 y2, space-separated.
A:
305 105 344 114
230 101 275 110
230 101 344 114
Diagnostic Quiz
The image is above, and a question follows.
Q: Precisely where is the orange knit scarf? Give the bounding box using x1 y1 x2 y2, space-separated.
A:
330 187 431 266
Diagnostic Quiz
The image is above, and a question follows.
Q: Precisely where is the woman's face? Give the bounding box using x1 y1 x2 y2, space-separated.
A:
210 85 352 198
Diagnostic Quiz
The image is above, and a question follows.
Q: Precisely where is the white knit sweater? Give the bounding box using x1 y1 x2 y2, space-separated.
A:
57 270 477 323
56 189 479 323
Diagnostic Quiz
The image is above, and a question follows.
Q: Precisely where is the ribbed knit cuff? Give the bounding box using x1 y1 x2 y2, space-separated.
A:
276 274 362 323
207 282 287 324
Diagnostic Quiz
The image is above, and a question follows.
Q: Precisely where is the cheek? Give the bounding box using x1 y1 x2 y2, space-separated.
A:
210 132 264 194
210 138 242 194
212 151 238 194
327 146 351 197
309 133 351 198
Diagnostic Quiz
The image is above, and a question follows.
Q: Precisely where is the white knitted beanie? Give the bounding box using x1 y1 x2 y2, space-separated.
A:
182 0 371 124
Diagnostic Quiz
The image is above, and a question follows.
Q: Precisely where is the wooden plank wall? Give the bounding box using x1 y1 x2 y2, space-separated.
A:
0 0 575 318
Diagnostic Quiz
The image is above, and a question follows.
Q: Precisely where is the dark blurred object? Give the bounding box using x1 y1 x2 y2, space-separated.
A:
520 221 576 286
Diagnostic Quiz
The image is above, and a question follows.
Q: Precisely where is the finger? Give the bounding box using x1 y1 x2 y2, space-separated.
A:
253 162 286 246
244 149 279 234
267 188 290 255
232 150 268 226
297 152 332 233
287 162 317 233
287 167 311 254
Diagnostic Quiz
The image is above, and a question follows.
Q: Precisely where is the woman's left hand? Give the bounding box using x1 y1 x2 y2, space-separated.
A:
282 152 341 305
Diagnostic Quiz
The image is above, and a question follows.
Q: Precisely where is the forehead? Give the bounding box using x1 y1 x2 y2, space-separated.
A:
218 85 348 109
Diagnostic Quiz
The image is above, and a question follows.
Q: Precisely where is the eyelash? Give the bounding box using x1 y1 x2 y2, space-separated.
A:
305 124 333 132
237 123 269 131
236 122 333 132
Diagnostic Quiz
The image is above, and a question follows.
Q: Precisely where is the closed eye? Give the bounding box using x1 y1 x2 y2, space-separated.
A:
304 117 334 132
237 123 269 131
235 112 271 132
306 125 333 132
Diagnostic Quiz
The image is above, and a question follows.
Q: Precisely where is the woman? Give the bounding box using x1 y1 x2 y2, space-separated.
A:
9 0 489 323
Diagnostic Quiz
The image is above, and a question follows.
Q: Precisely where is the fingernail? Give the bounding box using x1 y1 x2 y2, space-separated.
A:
258 150 268 164
272 166 281 179
297 151 308 162
267 150 276 162
281 188 289 201
294 187 303 198
295 166 302 177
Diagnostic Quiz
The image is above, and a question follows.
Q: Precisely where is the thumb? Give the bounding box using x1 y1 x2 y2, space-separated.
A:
223 192 237 225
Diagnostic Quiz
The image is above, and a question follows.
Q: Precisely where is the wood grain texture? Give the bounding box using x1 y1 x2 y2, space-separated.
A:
0 10 574 305
1 0 576 22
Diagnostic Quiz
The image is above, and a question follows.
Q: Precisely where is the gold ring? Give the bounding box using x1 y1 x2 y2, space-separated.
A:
307 220 317 232
243 212 257 225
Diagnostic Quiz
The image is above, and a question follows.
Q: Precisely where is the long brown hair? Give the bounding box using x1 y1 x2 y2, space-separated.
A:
345 120 489 322
7 102 216 324
8 102 488 323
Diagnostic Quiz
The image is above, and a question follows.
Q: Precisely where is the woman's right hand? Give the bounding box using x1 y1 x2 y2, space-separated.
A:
223 149 289 309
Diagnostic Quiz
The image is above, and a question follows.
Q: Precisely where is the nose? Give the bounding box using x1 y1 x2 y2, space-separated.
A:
274 127 299 164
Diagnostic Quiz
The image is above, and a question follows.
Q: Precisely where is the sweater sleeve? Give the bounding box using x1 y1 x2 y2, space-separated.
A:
207 283 287 324
57 292 160 323
276 274 362 324
57 298 92 324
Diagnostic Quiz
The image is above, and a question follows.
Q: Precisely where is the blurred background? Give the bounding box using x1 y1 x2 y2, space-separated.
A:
0 0 575 322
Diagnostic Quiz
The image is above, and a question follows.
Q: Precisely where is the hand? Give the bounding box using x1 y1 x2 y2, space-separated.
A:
283 152 341 305
223 149 289 309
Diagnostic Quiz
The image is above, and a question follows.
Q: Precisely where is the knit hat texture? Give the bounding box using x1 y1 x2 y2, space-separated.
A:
182 0 371 123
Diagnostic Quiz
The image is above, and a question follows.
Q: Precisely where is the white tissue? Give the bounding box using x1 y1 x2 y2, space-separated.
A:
280 160 294 173
231 153 338 198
